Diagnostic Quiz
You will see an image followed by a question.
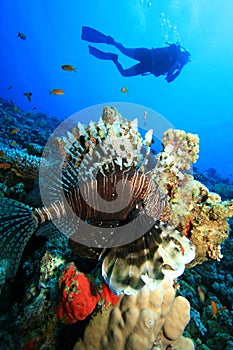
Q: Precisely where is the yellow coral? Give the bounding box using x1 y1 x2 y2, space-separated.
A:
152 127 232 266
72 278 194 350
173 183 232 265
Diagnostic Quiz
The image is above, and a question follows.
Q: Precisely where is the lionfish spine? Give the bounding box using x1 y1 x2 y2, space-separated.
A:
33 200 66 224
131 171 146 199
64 146 81 162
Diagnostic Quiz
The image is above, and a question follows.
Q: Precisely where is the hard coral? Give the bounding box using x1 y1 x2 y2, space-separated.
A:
178 187 232 265
101 282 120 306
151 128 233 266
57 263 100 324
0 142 40 195
73 277 194 350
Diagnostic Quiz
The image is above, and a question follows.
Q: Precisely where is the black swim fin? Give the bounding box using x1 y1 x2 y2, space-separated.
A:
88 45 118 61
81 26 114 44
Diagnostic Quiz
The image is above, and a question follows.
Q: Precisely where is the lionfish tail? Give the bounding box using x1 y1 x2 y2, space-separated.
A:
0 197 38 278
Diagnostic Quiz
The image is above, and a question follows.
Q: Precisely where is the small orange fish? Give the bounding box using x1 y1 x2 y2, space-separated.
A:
9 129 19 135
61 64 76 72
0 151 7 158
17 32 26 40
211 300 218 318
0 163 11 169
121 86 129 93
24 92 32 102
50 89 64 95
198 286 205 303
13 106 20 112
11 168 23 177
219 306 227 312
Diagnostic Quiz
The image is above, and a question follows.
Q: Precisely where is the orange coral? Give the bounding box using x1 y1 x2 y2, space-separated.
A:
56 263 100 324
101 282 120 306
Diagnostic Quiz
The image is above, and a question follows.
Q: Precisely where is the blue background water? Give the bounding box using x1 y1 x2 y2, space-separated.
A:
0 0 233 177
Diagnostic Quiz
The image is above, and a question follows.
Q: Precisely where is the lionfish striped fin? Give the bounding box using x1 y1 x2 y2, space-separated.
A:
102 221 164 296
140 129 153 170
143 179 169 220
39 160 80 204
39 164 67 202
35 222 69 247
0 197 38 278
0 197 73 277
62 162 79 194
33 200 66 224
102 221 195 295
77 121 87 136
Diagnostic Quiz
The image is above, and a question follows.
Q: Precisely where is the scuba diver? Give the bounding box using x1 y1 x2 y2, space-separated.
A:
81 26 191 83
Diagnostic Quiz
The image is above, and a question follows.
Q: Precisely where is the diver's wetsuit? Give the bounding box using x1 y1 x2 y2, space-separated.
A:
112 41 184 82
81 26 190 82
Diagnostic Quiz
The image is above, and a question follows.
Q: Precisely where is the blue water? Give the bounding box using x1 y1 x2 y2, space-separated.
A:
0 0 233 177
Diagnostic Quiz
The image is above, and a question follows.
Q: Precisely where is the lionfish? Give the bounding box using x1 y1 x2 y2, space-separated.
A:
0 106 195 295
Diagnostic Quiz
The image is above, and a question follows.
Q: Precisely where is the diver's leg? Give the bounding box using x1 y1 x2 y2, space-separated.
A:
112 41 151 61
113 61 148 77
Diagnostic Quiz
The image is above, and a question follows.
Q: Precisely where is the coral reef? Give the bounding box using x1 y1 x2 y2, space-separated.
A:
73 277 194 350
176 229 233 349
0 98 60 148
179 192 232 265
0 98 60 202
194 166 233 201
152 129 233 266
57 263 100 324
0 143 40 182
0 101 233 350
0 246 66 349
0 105 196 295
